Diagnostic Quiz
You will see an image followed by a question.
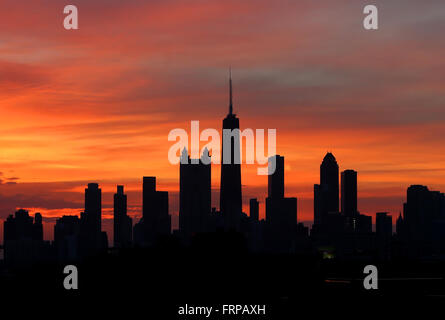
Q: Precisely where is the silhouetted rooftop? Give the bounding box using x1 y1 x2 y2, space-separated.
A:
323 152 336 162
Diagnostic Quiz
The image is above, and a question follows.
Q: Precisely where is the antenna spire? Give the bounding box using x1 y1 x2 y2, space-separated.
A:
229 67 233 115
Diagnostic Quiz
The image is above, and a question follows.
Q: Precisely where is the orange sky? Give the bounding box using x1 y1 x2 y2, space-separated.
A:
1 0 445 242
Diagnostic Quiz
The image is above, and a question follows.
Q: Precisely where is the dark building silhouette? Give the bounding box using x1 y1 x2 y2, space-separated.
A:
404 185 433 250
430 191 445 252
320 152 339 214
179 149 211 239
312 156 373 258
376 212 392 260
246 200 262 253
54 215 80 261
249 198 259 222
265 155 297 252
33 212 43 242
114 185 133 248
133 219 144 246
266 197 297 227
220 71 242 231
4 83 445 273
341 169 357 218
376 212 392 238
85 183 101 233
396 212 405 239
143 177 156 221
79 183 106 257
3 209 46 265
398 185 445 256
134 177 171 246
313 153 340 233
313 183 328 226
356 214 372 234
268 155 284 199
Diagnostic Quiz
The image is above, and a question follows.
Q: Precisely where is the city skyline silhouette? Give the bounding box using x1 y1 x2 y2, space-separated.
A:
1 1 445 309
2 75 444 266
1 72 444 248
2 2 445 250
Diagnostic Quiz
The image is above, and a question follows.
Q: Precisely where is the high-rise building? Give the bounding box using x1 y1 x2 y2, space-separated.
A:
179 149 211 238
356 214 372 234
266 197 297 226
143 177 171 237
249 198 259 222
313 153 340 231
376 212 392 238
265 155 297 252
268 155 284 199
404 185 432 244
220 71 242 231
341 169 357 218
54 215 80 261
266 155 297 222
143 177 157 221
85 182 102 235
320 152 339 214
156 191 170 233
396 212 405 239
79 183 104 257
33 212 43 242
376 212 393 260
3 209 44 265
313 184 328 226
114 185 132 248
398 186 445 256
134 177 171 246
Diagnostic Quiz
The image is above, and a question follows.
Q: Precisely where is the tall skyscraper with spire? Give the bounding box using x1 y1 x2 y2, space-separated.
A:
220 70 242 231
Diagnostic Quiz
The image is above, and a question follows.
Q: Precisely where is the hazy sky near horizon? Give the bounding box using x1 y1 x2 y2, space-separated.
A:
1 0 445 241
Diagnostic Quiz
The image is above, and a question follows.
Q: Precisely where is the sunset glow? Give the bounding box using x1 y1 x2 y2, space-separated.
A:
1 0 445 242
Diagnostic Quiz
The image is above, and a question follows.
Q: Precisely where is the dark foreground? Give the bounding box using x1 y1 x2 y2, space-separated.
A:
1 238 444 317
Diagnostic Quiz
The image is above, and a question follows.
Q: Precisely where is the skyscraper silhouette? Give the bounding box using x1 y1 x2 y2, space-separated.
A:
268 155 284 199
249 198 259 222
376 212 392 260
396 185 445 256
312 153 346 237
33 212 43 242
3 209 44 265
220 70 242 231
79 183 106 257
376 212 392 238
320 152 339 214
114 185 133 248
265 155 297 252
142 177 171 234
314 153 339 229
179 149 211 238
54 215 80 261
341 169 358 218
404 185 432 246
313 183 328 226
134 177 171 246
396 212 405 239
85 182 102 236
143 177 157 222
